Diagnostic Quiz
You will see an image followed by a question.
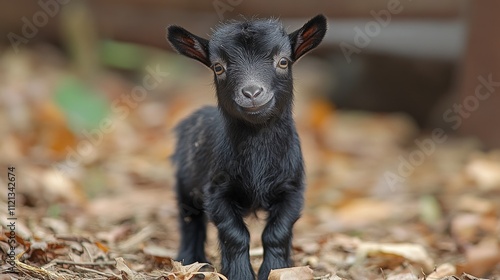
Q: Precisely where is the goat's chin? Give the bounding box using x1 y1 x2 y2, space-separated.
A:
237 98 276 124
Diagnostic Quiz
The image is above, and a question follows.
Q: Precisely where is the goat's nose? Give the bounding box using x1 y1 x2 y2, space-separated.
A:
241 85 263 99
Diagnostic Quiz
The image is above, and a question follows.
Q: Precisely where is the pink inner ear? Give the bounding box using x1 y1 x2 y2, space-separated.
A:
301 25 317 40
186 49 203 62
182 36 195 45
295 26 318 57
181 37 206 62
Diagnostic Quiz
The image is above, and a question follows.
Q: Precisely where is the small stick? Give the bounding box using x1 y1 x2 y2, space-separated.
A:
53 260 116 266
74 265 116 277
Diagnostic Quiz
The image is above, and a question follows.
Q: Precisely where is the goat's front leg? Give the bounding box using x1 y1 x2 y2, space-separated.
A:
258 188 303 280
206 189 255 280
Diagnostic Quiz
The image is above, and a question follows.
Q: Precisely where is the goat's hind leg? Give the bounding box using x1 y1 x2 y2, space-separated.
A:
176 179 207 264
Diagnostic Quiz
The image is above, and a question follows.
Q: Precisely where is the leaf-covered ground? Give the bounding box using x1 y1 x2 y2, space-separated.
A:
0 45 499 279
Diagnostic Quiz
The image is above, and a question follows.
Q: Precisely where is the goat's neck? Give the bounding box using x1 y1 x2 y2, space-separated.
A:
223 108 296 150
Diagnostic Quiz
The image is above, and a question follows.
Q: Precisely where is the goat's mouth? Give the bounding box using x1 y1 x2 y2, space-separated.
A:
239 98 274 115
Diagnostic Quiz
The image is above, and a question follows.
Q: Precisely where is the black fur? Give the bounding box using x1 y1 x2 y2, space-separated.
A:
167 15 327 280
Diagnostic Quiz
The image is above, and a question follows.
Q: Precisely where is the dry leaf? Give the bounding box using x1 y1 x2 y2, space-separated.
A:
307 98 335 133
143 244 176 259
457 195 495 214
94 241 110 253
356 242 434 272
334 198 395 228
118 225 155 251
426 263 456 279
458 237 500 277
450 213 481 244
35 101 77 160
115 257 135 279
466 157 500 190
461 272 490 280
268 266 314 280
386 273 418 280
41 169 87 205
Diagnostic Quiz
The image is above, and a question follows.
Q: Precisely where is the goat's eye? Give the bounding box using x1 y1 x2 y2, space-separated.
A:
213 63 225 75
277 58 289 69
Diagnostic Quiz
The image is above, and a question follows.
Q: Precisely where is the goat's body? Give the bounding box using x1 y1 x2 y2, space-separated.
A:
173 106 304 278
167 15 326 280
173 106 304 211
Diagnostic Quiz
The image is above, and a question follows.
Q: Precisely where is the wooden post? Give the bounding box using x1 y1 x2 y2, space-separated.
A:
456 1 500 148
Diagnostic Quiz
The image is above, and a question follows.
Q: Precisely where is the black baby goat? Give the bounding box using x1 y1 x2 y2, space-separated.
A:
167 15 327 280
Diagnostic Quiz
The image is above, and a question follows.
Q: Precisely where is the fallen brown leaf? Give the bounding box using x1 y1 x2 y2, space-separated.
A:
268 266 314 280
425 263 456 279
457 237 500 277
356 242 434 272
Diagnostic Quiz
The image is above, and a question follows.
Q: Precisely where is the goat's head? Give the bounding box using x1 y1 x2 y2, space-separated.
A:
167 15 327 124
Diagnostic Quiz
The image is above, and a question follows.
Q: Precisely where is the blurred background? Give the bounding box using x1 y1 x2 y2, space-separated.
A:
1 0 500 278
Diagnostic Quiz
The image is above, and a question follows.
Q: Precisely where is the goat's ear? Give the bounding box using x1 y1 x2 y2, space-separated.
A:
289 14 327 61
167 26 210 67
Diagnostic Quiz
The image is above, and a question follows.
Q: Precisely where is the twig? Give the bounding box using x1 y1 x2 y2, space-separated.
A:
74 265 116 277
53 260 116 266
15 257 60 280
118 225 156 251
